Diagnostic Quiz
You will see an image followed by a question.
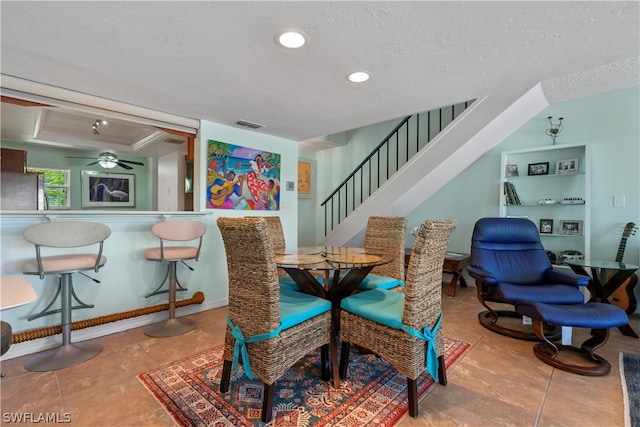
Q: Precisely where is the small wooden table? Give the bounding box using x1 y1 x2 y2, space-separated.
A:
405 250 470 297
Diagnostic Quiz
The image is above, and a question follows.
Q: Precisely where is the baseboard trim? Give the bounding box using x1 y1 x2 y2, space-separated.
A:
1 298 228 360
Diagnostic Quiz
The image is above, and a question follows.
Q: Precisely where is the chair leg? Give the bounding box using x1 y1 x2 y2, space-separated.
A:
261 382 275 423
220 360 232 393
437 354 447 385
24 274 102 372
407 377 419 418
320 344 330 381
339 341 351 380
144 261 196 337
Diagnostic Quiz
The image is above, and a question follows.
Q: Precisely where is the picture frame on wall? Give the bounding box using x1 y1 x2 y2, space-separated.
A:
81 170 135 208
527 162 549 176
555 158 578 175
298 160 312 198
539 219 553 234
558 220 583 235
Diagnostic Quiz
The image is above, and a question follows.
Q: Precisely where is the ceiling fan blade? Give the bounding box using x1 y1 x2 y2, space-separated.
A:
66 156 97 160
119 159 145 166
86 161 100 166
116 161 133 170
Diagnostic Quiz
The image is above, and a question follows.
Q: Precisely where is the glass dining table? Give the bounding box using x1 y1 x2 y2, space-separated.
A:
275 246 392 388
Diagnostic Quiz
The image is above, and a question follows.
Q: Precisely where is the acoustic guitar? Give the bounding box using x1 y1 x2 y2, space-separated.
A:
607 222 638 313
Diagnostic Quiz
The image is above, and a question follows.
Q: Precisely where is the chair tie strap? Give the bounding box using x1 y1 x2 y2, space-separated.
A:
226 316 282 380
400 312 443 382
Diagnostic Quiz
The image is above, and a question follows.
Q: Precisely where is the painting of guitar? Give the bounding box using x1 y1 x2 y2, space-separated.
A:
607 222 638 313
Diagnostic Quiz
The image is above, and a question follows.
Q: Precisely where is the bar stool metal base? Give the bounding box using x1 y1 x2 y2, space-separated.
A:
24 342 103 372
144 317 196 338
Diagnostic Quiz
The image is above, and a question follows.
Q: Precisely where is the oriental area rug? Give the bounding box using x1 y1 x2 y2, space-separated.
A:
620 352 640 427
138 337 470 426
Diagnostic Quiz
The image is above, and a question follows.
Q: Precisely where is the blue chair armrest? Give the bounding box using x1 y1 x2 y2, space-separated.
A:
466 266 498 285
545 268 591 287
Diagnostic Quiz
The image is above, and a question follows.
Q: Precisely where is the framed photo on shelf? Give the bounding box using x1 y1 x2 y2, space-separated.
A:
527 162 549 176
555 158 578 175
81 170 135 208
558 220 583 235
505 164 519 177
539 219 553 234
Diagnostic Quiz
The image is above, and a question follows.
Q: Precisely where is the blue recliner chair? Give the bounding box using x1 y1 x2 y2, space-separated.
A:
467 217 590 341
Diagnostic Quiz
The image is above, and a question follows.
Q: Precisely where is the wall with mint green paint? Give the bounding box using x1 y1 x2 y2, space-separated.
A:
0 141 152 210
406 86 639 268
306 86 639 311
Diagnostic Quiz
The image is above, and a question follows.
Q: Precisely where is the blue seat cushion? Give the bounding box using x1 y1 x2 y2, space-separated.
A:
279 288 331 330
279 276 301 291
357 274 405 291
493 282 584 304
515 301 628 329
340 289 404 329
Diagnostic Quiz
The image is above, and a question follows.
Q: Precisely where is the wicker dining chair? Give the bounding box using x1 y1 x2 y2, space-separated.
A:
358 216 407 291
339 219 456 418
217 217 332 423
261 216 323 291
262 216 288 280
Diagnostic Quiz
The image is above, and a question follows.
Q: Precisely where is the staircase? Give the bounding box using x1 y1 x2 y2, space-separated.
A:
320 83 550 247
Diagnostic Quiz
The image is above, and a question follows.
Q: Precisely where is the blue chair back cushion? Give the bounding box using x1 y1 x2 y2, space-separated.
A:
279 288 331 330
340 289 404 329
471 217 552 285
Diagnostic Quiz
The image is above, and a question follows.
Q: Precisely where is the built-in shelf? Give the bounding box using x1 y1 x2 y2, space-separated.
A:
500 143 591 260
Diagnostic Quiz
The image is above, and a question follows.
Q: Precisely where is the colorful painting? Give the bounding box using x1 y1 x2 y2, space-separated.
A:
207 140 281 210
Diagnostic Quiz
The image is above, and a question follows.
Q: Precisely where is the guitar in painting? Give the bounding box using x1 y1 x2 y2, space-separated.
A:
607 222 638 313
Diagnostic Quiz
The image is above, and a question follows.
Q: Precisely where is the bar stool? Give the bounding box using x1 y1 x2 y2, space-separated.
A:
21 221 110 372
143 220 206 337
1 276 38 374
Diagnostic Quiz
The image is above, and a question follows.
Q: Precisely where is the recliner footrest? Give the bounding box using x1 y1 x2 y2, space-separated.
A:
514 301 628 329
514 301 629 376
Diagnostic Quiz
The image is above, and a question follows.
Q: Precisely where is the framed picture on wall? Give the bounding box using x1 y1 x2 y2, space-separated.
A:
81 170 135 208
298 160 312 198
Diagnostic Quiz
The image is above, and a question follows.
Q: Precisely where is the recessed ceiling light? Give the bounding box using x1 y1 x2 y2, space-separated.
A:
348 71 371 83
277 31 307 49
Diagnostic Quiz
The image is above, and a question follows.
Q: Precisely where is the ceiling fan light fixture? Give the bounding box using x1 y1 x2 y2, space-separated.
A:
98 152 118 169
276 30 307 49
98 159 117 169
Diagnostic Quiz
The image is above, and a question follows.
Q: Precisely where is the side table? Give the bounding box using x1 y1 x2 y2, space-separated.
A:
405 250 470 296
564 259 639 338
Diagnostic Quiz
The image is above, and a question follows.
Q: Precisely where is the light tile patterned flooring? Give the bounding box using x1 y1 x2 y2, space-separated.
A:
1 272 638 426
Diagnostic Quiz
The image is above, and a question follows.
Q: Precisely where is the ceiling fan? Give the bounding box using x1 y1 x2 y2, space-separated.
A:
67 152 145 170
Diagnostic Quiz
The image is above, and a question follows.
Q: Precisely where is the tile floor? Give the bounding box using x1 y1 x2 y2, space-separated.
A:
1 273 638 426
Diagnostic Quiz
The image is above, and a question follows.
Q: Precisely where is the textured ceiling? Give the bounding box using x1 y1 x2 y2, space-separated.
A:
1 1 639 149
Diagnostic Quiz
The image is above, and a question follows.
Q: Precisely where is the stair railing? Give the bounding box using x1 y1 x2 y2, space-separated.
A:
321 100 474 236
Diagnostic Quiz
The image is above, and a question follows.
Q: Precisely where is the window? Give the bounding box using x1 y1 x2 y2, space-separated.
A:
26 167 71 209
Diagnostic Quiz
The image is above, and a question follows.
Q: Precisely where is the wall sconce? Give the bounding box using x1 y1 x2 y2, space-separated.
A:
545 116 563 145
92 119 107 135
